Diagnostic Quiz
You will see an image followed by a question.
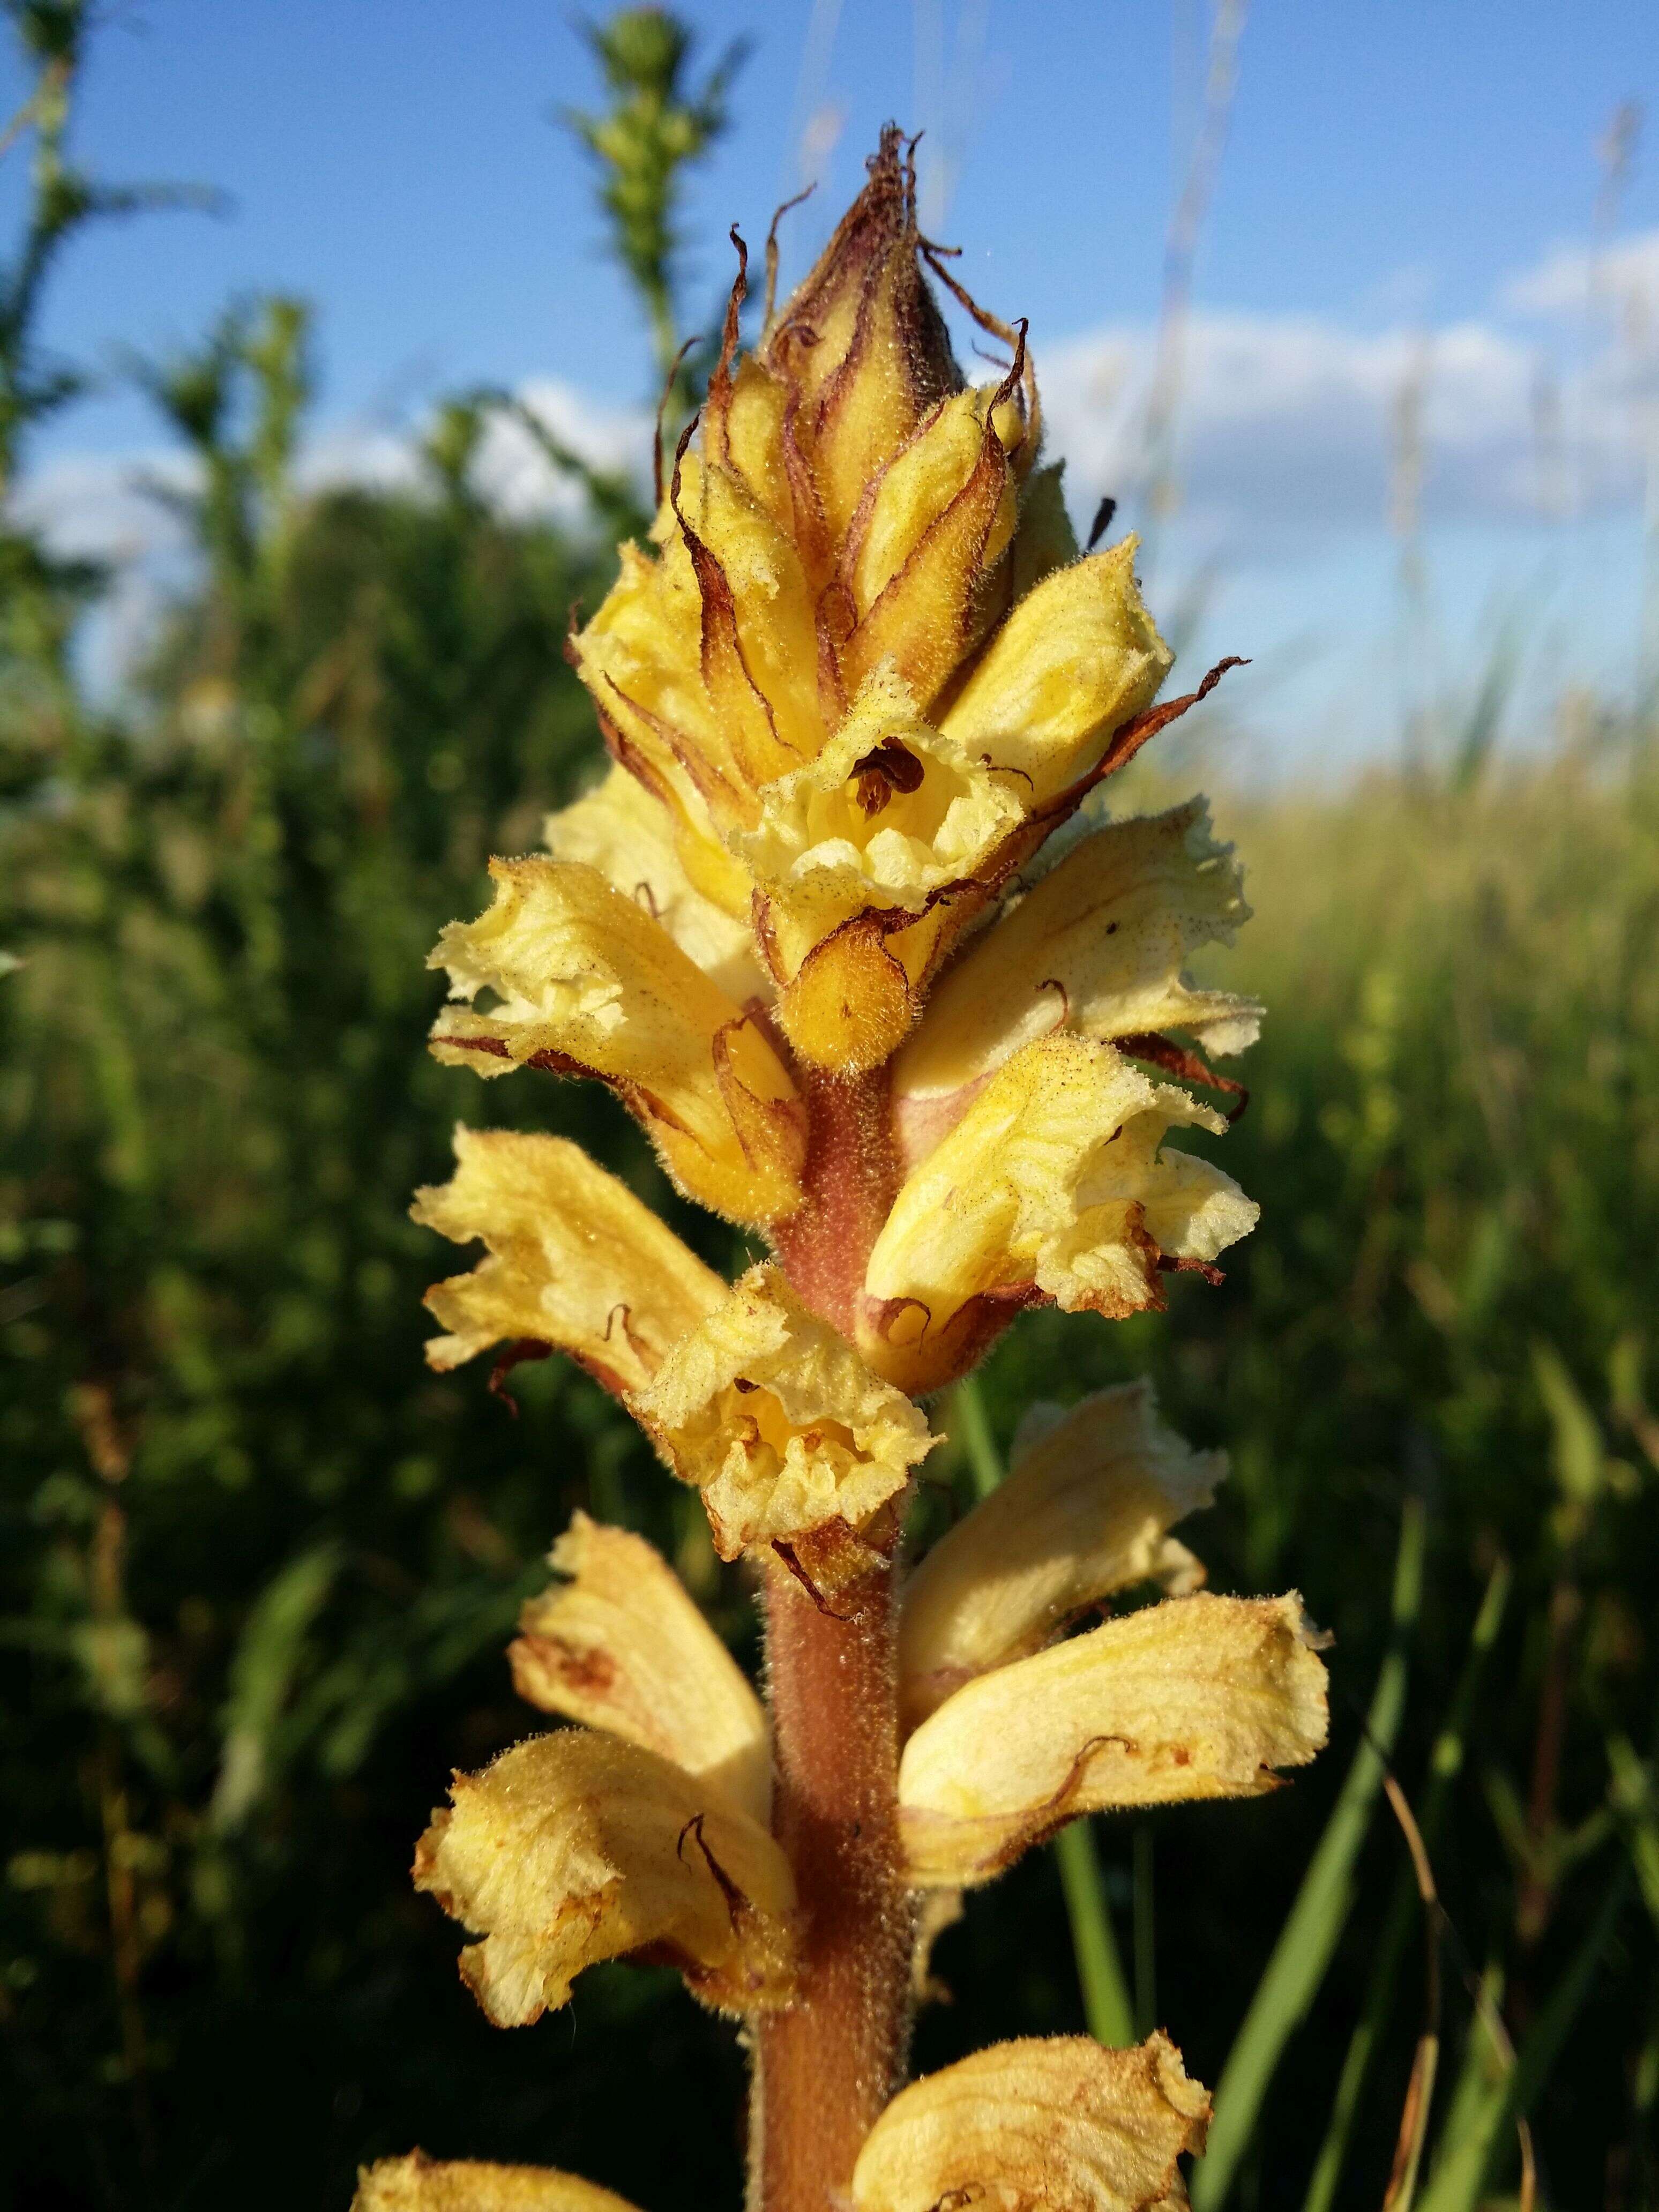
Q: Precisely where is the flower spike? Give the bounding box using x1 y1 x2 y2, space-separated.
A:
402 125 1301 2212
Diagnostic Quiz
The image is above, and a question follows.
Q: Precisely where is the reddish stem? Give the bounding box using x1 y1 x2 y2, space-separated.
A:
753 1062 913 2212
771 1063 899 1336
752 1560 913 2212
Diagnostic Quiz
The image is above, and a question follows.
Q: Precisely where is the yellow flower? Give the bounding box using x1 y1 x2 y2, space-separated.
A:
898 1380 1223 1729
860 1034 1258 1396
417 1509 796 2026
353 2155 641 2212
362 2030 1210 2212
543 759 766 1006
936 537 1171 805
893 798 1261 1161
555 130 1194 1076
410 1125 722 1393
511 1511 772 1826
429 856 804 1226
898 1591 1329 1887
633 1262 937 1580
414 1728 797 2022
851 2034 1210 2212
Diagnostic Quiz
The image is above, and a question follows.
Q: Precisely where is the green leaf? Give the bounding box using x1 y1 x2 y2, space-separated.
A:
210 1541 341 1832
1530 1339 1605 1537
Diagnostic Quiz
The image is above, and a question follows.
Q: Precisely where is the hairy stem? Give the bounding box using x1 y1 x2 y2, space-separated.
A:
771 1063 899 1337
753 1559 913 2212
754 1062 911 2212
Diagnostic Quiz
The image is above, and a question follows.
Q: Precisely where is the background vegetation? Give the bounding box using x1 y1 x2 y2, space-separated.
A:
2 5 1655 2208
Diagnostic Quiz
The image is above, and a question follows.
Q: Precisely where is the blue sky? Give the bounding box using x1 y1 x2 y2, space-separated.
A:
7 1 1659 774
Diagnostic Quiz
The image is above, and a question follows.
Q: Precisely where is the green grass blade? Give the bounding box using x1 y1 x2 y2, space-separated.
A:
1608 1732 1659 1934
1192 1498 1428 2211
1300 1556 1512 2212
951 1374 1005 1503
951 1374 1137 2045
1417 1864 1632 2212
210 1540 342 1832
1053 1818 1137 2046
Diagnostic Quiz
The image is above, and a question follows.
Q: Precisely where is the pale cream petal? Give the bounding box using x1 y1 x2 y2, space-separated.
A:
428 857 804 1227
543 763 767 1006
633 1263 937 1571
511 1512 771 1825
860 1036 1257 1396
410 1127 723 1391
353 2153 641 2212
851 2033 1210 2212
898 1593 1329 1887
899 1381 1224 1728
895 801 1261 1125
940 539 1172 803
414 1731 797 2022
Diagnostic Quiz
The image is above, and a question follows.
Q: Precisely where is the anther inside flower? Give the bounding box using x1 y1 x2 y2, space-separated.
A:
400 124 1317 2212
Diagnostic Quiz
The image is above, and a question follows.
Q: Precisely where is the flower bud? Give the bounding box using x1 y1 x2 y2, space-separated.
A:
760 125 960 553
938 537 1171 805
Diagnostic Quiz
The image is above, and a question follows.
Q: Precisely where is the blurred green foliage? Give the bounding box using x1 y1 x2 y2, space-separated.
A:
563 6 749 384
2 8 1656 2210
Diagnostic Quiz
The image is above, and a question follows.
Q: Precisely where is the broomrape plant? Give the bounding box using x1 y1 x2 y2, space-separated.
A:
361 132 1329 2212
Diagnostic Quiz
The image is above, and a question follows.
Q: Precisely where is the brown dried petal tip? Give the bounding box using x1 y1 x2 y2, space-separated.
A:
763 126 962 547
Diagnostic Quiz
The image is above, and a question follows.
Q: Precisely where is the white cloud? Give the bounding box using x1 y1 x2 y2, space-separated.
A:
1039 296 1648 543
9 242 1656 736
1502 227 1659 319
